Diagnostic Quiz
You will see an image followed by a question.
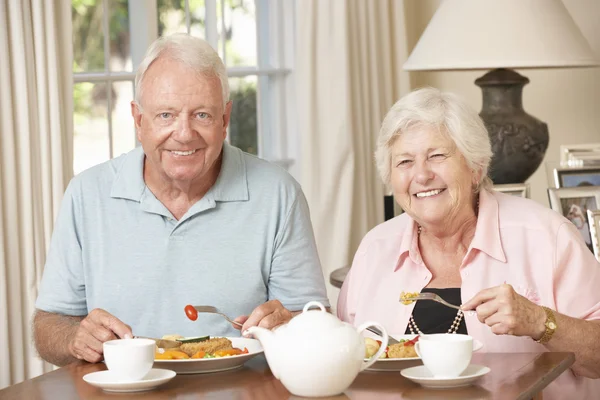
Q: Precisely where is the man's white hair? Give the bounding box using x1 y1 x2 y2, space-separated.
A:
134 33 230 108
375 87 493 192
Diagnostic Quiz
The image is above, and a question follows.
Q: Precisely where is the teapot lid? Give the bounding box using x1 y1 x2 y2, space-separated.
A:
286 301 342 332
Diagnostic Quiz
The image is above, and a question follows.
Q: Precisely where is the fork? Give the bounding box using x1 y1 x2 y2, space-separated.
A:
366 326 400 345
193 305 244 327
400 292 462 311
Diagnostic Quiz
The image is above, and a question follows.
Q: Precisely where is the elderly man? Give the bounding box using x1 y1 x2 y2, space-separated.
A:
33 33 329 366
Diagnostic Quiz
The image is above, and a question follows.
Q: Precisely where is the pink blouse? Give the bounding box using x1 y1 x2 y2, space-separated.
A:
337 189 600 399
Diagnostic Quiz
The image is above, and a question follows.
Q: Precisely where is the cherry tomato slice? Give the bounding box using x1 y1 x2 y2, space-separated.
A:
184 305 198 321
404 336 419 346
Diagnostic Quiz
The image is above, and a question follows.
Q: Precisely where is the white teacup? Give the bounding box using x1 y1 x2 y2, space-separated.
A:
103 338 155 381
414 334 473 378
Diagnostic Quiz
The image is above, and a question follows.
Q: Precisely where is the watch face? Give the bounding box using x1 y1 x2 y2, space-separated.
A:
548 322 557 329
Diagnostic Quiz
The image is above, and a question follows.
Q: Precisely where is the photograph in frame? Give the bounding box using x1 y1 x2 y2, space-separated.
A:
493 183 529 198
588 210 600 261
548 187 600 254
553 167 600 188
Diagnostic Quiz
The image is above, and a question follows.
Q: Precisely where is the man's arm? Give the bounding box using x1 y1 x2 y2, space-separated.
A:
33 309 133 366
33 310 83 366
233 302 331 332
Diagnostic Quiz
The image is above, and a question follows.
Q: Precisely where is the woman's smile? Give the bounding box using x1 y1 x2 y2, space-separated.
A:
414 188 447 199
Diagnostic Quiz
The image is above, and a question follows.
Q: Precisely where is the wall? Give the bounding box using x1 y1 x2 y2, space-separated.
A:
405 0 600 206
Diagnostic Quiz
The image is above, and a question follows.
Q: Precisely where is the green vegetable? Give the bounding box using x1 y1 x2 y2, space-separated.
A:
178 336 210 344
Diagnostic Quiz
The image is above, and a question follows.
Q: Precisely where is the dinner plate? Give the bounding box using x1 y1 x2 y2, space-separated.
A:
83 368 176 392
400 364 490 389
364 335 483 372
153 337 263 374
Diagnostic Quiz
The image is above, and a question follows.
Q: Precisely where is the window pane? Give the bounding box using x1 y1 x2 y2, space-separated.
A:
229 76 257 155
158 0 206 38
189 0 207 38
219 0 257 66
109 0 132 72
111 81 136 158
72 0 105 72
74 82 110 174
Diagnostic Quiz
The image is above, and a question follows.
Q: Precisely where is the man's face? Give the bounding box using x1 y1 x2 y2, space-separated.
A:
131 57 232 185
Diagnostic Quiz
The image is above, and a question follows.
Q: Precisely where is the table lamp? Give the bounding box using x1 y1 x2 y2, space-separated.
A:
403 0 598 184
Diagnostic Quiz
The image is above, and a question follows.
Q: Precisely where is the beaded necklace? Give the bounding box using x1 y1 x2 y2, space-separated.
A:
409 196 479 334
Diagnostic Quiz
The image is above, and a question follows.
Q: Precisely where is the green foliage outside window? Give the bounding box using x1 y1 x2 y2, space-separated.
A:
229 82 257 155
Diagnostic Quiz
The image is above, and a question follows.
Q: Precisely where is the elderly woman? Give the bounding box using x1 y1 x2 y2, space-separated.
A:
337 87 600 399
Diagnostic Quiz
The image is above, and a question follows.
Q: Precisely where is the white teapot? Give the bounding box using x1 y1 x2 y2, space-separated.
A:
244 301 388 397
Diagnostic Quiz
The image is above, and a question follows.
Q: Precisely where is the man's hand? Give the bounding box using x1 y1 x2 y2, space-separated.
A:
233 300 293 333
461 284 546 339
68 309 133 363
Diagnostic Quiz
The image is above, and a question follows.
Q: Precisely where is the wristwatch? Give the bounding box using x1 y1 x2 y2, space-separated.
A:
535 306 557 344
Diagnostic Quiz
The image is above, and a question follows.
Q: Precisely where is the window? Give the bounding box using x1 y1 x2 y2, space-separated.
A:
72 0 297 175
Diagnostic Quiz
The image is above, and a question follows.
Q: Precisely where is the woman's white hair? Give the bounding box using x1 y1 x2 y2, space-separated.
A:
375 87 493 192
134 33 230 108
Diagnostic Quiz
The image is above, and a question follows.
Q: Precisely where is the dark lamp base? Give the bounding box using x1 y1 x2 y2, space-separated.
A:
475 68 549 184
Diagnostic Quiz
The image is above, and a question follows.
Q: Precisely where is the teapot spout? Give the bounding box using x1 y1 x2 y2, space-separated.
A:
244 326 281 379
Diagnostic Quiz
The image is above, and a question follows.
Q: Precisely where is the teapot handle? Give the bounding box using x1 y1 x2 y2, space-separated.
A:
356 322 389 371
302 301 326 313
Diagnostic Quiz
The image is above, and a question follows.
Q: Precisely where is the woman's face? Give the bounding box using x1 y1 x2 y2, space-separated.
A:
389 126 477 227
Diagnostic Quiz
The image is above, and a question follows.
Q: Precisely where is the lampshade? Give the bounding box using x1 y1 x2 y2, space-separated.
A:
404 0 599 71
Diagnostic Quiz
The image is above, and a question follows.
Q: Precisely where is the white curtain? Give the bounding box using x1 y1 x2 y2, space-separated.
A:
0 0 73 388
296 0 411 308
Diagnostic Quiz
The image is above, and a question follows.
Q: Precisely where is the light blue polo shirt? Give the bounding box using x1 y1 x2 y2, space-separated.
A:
35 143 329 338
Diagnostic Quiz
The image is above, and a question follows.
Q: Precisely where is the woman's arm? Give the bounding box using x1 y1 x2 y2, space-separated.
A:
462 284 600 379
542 313 600 378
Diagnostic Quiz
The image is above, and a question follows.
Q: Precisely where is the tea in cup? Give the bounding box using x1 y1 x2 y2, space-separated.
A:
414 334 473 378
103 338 155 381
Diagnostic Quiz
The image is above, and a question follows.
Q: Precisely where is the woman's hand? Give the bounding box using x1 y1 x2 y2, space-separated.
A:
461 284 546 340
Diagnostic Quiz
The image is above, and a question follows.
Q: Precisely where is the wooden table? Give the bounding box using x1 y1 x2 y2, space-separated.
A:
0 352 574 400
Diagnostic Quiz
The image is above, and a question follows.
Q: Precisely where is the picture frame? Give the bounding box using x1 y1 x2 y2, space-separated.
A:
560 143 600 167
588 209 600 261
553 166 600 188
564 152 600 167
493 183 530 198
548 187 600 254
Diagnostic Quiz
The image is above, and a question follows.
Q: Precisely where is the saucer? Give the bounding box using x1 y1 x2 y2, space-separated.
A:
401 364 490 389
83 368 176 392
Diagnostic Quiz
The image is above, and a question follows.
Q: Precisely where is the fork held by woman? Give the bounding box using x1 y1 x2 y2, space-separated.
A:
400 292 462 311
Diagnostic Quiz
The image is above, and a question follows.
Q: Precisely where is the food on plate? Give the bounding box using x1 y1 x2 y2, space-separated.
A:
177 335 210 344
364 337 380 358
399 291 420 305
180 337 234 356
154 335 249 360
155 350 190 360
161 334 185 341
363 336 419 359
387 341 418 358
